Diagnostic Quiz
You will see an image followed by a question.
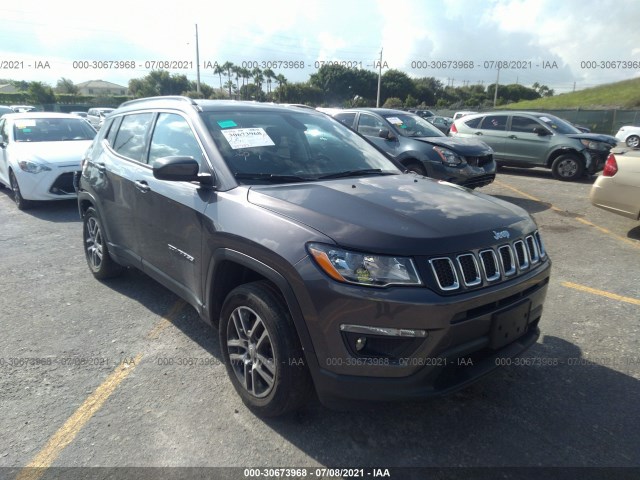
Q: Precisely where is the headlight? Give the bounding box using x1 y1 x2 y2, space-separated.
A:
433 146 466 166
580 139 607 151
308 243 421 287
18 160 51 174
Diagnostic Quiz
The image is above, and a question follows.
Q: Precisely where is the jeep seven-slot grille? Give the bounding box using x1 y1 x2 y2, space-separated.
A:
428 231 546 292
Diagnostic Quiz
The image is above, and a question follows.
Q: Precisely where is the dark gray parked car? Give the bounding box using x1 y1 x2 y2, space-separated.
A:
78 97 551 416
333 108 496 188
450 111 617 181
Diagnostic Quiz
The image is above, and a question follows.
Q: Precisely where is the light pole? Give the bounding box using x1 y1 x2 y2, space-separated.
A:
195 24 201 95
493 67 500 108
376 48 383 107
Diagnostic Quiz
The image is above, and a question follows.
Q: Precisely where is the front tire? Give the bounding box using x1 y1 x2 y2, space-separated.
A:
9 170 32 210
220 281 313 417
405 162 427 176
625 135 640 148
551 154 584 181
83 207 123 279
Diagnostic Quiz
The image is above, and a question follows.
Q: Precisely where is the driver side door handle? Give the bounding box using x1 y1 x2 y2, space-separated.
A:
135 180 150 193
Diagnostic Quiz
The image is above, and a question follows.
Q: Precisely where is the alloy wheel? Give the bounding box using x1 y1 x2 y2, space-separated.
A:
85 216 104 271
226 306 276 398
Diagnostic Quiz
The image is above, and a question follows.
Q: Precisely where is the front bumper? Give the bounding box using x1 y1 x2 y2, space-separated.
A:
295 257 551 405
429 158 496 188
585 149 611 174
14 166 80 201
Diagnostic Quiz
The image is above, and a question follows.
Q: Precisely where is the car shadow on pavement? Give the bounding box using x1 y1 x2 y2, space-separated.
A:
0 189 80 222
258 335 640 468
490 194 553 214
101 268 222 359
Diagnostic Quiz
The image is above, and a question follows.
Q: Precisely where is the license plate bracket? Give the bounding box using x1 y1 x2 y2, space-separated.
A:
490 300 531 350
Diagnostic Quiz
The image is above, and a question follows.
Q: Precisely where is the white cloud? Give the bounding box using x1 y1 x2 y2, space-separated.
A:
0 0 637 92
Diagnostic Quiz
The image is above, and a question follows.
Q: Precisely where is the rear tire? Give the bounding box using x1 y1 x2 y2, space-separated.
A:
551 154 584 181
82 207 123 279
220 281 313 417
626 135 640 148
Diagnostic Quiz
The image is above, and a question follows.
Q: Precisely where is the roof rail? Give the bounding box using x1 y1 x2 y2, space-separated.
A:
119 95 201 109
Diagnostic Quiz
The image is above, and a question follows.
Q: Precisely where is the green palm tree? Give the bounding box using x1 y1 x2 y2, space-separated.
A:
251 67 264 98
213 64 224 92
221 61 234 98
241 68 251 99
274 74 287 102
263 68 275 94
232 66 241 99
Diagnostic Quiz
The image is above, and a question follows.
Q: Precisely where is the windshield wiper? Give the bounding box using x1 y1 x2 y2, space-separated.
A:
234 173 314 183
317 169 395 179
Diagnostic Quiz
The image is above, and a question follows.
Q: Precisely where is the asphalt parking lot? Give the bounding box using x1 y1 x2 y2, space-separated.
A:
0 166 639 479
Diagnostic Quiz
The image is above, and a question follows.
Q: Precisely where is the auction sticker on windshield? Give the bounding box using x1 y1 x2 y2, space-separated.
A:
387 117 403 125
221 128 276 149
16 120 36 129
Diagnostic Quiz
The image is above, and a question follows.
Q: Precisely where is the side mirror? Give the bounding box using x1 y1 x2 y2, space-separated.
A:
153 156 212 185
533 127 550 136
378 128 396 141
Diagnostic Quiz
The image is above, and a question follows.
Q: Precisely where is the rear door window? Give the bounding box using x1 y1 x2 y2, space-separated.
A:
479 115 507 131
463 116 482 129
112 113 154 163
357 113 386 137
333 112 356 128
105 116 123 146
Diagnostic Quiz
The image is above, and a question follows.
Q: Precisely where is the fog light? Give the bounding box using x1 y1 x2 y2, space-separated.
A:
355 337 367 351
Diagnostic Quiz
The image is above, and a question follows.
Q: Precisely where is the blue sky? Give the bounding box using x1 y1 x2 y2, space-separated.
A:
1 0 639 94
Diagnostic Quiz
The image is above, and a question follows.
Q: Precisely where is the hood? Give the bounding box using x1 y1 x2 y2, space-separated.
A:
9 140 92 167
566 133 618 147
247 175 534 255
413 136 493 155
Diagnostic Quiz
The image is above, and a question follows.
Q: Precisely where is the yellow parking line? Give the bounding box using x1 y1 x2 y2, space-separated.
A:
495 180 543 203
494 180 639 249
16 353 143 480
562 282 640 306
146 299 186 339
16 298 186 480
494 180 562 212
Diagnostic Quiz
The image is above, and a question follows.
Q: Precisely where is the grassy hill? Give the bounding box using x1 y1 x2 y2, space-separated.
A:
505 77 640 110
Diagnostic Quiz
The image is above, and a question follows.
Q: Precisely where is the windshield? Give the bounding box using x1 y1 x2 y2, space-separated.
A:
202 110 401 184
533 114 581 134
381 113 445 138
13 117 96 142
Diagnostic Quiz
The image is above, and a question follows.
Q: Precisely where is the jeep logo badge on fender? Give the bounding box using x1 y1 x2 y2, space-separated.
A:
493 230 510 240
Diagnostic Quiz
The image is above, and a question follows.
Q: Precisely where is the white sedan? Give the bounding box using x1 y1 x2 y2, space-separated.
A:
0 112 96 210
590 149 640 220
615 125 640 148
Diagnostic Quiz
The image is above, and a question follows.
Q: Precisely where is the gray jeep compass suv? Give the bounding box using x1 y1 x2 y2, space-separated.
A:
77 97 551 417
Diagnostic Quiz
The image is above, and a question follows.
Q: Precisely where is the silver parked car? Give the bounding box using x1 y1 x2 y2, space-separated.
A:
86 107 115 129
450 111 617 181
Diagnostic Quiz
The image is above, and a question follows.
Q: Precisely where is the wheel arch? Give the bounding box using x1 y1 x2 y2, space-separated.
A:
397 154 429 174
205 249 318 361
